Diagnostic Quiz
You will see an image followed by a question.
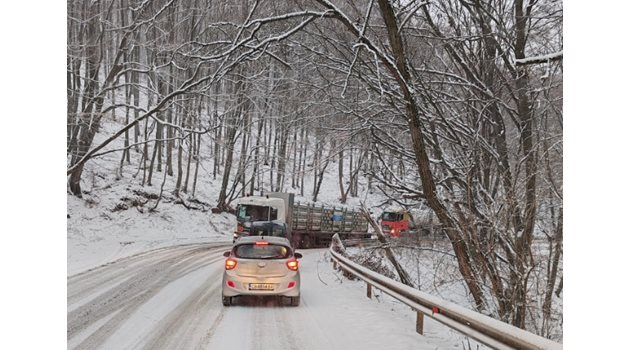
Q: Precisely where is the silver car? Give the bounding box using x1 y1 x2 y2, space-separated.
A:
222 236 302 306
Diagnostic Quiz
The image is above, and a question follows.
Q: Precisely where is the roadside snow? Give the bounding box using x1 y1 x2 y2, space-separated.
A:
67 195 232 275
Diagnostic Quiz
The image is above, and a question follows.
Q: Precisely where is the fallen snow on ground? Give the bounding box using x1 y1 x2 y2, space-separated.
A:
67 194 233 274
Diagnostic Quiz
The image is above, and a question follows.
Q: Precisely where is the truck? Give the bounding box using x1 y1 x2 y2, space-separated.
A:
379 207 443 238
233 192 370 248
379 207 416 237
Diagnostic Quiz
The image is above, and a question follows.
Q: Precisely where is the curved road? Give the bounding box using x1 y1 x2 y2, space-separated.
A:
68 242 474 350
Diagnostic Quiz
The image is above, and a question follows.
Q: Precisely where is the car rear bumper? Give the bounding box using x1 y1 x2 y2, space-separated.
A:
222 274 300 297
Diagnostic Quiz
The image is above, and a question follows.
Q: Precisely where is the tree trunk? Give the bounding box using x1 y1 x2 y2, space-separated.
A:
250 115 265 195
166 73 175 176
270 131 277 191
300 128 307 196
338 148 345 203
312 143 330 202
291 126 298 188
377 0 486 308
183 117 194 193
191 128 202 197
238 100 251 196
217 76 244 211
276 118 289 192
174 105 184 196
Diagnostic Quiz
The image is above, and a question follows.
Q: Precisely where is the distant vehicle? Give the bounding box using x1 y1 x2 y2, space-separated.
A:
379 208 416 237
233 195 286 242
233 192 369 248
221 236 302 306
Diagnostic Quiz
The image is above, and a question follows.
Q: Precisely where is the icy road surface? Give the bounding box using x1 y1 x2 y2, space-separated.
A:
68 242 477 350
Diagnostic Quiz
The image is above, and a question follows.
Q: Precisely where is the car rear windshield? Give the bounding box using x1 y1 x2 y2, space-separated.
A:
234 244 291 259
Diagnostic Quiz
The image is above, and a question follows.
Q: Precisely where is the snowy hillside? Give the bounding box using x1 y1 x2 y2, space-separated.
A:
67 116 379 274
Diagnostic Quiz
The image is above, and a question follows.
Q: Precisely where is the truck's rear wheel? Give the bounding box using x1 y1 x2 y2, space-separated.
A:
291 234 301 248
301 235 313 249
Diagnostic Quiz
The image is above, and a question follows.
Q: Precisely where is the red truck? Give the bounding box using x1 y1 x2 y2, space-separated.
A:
379 208 415 237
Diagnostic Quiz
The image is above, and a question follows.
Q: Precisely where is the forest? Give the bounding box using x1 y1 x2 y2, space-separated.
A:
66 0 563 338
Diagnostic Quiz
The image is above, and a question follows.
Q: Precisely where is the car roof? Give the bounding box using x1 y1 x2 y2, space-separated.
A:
234 236 292 246
235 196 284 206
250 220 285 226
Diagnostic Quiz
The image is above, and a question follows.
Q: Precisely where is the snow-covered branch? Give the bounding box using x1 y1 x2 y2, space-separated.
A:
515 51 563 66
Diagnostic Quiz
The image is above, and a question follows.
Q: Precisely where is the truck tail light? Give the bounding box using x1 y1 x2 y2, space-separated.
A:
286 259 299 271
225 258 237 270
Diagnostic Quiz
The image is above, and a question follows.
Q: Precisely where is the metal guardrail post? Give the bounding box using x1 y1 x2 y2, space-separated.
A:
367 283 372 299
416 311 424 335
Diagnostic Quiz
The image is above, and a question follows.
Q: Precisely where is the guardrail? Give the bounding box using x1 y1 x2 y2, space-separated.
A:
329 238 562 350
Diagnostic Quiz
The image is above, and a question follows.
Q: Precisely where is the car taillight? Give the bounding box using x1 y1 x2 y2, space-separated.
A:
255 241 269 246
225 258 237 270
237 224 243 232
286 259 299 271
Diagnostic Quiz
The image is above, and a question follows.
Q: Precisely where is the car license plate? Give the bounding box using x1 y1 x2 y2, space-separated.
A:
249 283 274 290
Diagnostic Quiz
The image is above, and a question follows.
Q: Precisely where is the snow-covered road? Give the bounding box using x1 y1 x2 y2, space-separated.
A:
68 242 477 350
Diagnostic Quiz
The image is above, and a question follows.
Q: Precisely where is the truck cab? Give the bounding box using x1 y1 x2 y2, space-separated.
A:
233 195 287 242
380 208 415 237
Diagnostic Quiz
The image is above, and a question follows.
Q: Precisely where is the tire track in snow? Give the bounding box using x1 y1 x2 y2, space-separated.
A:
231 297 302 350
67 244 228 349
70 257 222 349
194 303 226 350
68 243 229 305
273 302 300 350
68 247 218 337
138 267 225 350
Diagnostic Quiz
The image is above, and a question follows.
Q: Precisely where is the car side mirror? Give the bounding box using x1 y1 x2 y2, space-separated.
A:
294 252 303 259
223 251 230 257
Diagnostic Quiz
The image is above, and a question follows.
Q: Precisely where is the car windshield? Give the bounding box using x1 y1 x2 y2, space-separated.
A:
234 244 291 259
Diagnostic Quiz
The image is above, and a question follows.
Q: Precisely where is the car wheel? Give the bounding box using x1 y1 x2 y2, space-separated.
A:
222 295 232 306
289 296 300 307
